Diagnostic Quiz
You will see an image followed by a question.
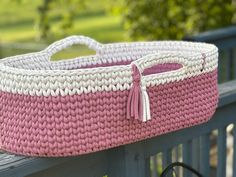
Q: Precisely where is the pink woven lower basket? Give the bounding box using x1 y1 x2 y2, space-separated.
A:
0 36 218 157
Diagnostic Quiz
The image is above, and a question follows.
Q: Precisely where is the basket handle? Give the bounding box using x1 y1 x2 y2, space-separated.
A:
43 35 102 59
127 52 194 122
132 52 191 74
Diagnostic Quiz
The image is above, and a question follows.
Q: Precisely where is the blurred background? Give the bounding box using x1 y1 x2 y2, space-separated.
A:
1 1 236 176
0 0 235 59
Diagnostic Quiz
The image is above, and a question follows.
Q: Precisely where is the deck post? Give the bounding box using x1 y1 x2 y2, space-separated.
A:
108 142 147 177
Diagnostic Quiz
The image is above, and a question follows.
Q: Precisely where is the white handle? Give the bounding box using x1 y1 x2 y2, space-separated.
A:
132 52 193 74
129 53 195 122
44 35 102 58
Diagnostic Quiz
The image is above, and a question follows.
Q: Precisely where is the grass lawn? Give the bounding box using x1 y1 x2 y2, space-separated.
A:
0 0 126 59
0 0 125 43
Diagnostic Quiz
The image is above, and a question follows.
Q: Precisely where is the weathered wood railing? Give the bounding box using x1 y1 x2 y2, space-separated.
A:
0 79 235 177
185 25 236 83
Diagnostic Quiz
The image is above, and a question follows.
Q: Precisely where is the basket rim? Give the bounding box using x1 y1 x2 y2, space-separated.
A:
0 40 218 75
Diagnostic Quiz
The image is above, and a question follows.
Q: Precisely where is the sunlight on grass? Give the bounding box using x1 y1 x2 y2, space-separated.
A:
0 13 124 43
0 29 37 42
0 0 125 43
50 45 97 61
51 15 125 42
0 0 126 59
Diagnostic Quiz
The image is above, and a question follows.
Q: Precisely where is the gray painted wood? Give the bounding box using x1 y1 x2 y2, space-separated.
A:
218 79 236 107
217 127 227 177
1 80 236 177
123 143 146 177
218 51 224 83
229 49 234 80
217 49 233 82
26 155 108 177
186 26 236 83
162 149 172 177
192 138 200 172
184 26 236 43
107 147 126 177
224 50 231 81
200 134 210 177
162 150 172 169
233 49 236 79
223 48 235 81
233 125 236 177
145 158 151 177
0 151 108 177
142 105 236 158
108 143 146 177
151 156 158 177
218 50 223 83
183 141 192 177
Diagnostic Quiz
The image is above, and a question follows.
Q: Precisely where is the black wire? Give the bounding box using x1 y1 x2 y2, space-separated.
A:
160 162 203 177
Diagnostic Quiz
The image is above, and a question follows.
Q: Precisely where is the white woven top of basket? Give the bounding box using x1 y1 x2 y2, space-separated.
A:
0 35 218 97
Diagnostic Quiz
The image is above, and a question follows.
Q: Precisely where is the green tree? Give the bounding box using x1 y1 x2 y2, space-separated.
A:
37 0 52 39
36 0 85 40
123 0 236 40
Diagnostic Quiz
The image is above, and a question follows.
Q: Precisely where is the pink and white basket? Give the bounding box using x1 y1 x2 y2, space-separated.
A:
0 36 218 157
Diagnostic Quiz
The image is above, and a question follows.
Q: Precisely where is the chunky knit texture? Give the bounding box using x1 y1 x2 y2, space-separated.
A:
0 36 218 157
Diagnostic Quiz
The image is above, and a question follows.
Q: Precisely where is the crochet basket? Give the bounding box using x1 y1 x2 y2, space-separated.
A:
0 36 218 157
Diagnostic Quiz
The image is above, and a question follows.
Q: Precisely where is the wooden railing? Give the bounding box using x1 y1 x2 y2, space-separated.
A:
185 25 236 83
148 80 236 177
1 26 236 177
0 79 235 177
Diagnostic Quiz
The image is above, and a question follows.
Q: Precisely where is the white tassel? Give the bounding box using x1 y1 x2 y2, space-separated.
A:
142 90 147 122
141 85 151 122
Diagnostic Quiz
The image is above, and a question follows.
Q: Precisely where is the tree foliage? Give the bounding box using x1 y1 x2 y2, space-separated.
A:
9 0 236 41
37 0 52 39
36 0 85 40
123 0 236 40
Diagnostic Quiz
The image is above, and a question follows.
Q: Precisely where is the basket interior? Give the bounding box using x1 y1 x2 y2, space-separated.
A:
80 60 182 75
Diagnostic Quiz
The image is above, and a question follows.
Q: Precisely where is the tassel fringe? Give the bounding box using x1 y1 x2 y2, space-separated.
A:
127 65 151 122
141 85 151 122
